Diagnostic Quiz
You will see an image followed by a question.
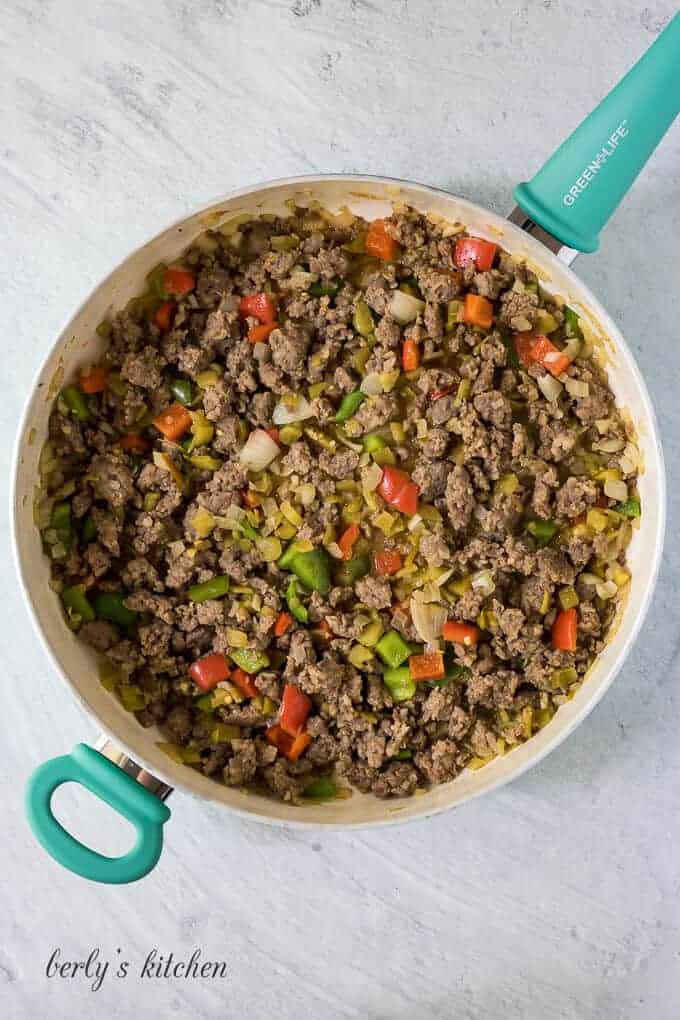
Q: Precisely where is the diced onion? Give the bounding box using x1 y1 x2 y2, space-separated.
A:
604 478 628 502
239 429 280 471
388 290 425 324
288 270 318 290
562 337 582 361
296 483 316 506
272 395 314 425
410 598 447 644
564 377 590 398
595 418 612 434
595 438 625 453
407 513 423 532
471 569 495 596
579 572 600 587
360 372 383 396
596 580 618 600
361 463 383 492
537 374 563 403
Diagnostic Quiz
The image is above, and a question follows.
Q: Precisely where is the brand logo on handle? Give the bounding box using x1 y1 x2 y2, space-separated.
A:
563 120 629 206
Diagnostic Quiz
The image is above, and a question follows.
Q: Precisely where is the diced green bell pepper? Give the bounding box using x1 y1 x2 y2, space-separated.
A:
563 306 584 340
277 541 307 570
50 501 71 530
334 553 370 587
80 516 98 543
391 749 413 761
334 390 366 423
94 591 137 627
286 577 309 623
61 385 90 422
375 630 412 669
169 377 196 407
309 281 339 298
362 432 387 455
526 518 559 546
302 777 338 800
430 662 471 688
188 575 230 602
239 520 259 541
382 666 416 703
614 498 641 519
290 548 331 594
230 648 270 674
61 584 95 624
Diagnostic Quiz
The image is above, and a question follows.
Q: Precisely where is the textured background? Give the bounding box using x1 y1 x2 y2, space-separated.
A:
2 2 679 1018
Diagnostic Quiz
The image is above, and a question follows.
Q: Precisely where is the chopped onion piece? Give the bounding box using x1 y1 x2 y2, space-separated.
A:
360 373 383 396
579 572 600 587
407 513 423 532
471 569 495 596
388 290 425 325
327 542 343 560
596 580 618 600
604 478 628 502
537 374 563 403
410 598 447 644
595 438 625 453
562 337 582 361
361 463 383 492
564 377 590 398
239 429 280 471
272 395 314 425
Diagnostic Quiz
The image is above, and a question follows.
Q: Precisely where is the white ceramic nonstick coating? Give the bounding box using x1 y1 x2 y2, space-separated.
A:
11 175 666 829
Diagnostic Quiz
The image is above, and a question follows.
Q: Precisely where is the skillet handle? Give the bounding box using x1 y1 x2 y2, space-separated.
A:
25 743 171 884
514 12 680 253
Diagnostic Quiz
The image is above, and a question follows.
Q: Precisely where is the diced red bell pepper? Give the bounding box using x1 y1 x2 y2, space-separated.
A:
530 335 572 377
442 620 479 646
242 489 262 509
452 237 498 271
248 321 278 344
117 433 150 453
154 300 177 332
279 683 312 737
230 667 260 699
274 611 293 637
462 293 494 329
78 366 109 394
265 724 313 761
513 331 536 367
317 619 333 636
365 218 399 260
402 337 420 372
377 466 420 516
163 268 196 297
265 427 280 445
188 653 231 692
409 652 445 681
431 386 455 401
374 549 403 576
238 292 277 323
338 523 361 561
153 402 193 441
552 608 578 651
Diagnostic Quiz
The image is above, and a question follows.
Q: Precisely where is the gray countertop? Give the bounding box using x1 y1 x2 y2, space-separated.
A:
2 2 679 1017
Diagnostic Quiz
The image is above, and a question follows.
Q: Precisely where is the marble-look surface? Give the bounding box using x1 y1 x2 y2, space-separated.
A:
2 2 679 1017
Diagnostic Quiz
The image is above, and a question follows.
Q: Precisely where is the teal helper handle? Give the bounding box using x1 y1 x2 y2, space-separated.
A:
514 12 680 253
26 743 171 884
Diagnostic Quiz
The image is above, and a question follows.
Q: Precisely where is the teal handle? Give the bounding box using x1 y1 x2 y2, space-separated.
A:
514 13 680 252
25 743 171 884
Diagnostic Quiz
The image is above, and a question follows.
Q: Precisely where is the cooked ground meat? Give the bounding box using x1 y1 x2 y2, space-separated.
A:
39 204 639 804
